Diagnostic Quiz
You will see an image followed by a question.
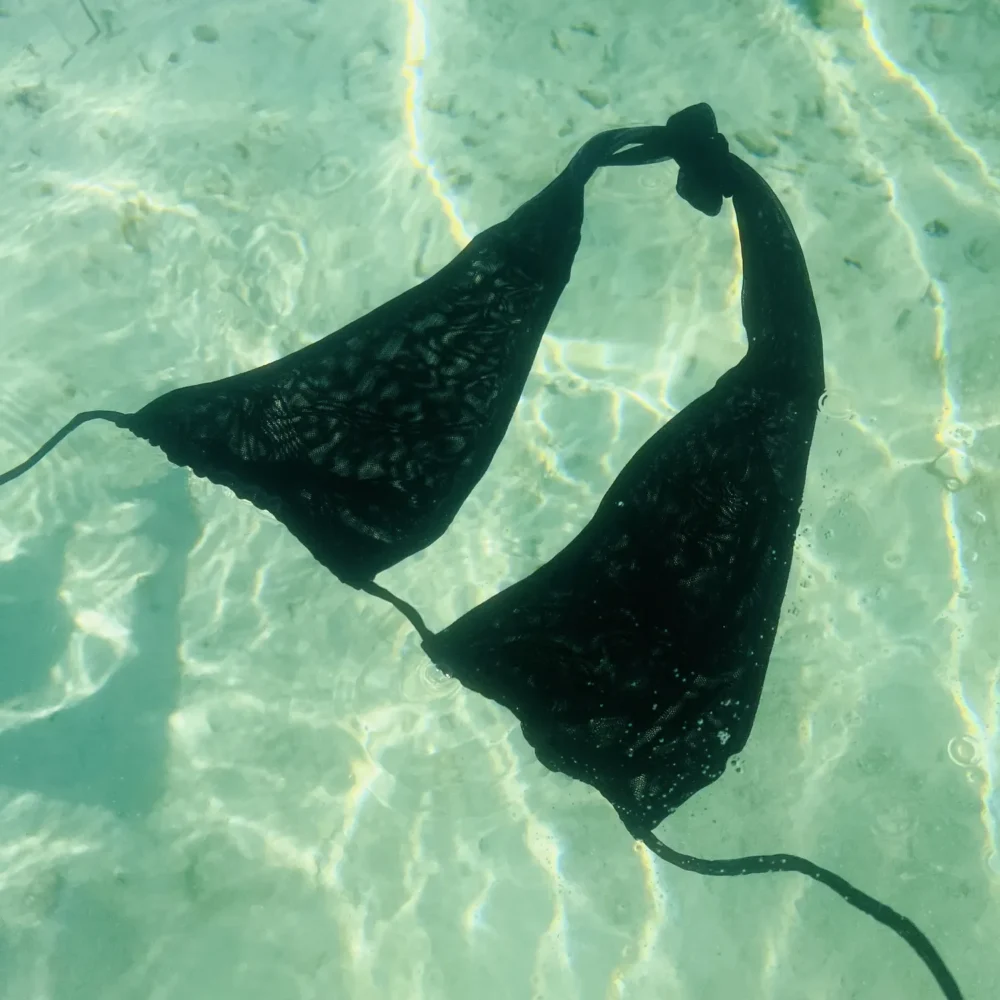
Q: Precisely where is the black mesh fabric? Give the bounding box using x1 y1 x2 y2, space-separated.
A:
0 119 700 587
118 124 698 586
423 115 824 836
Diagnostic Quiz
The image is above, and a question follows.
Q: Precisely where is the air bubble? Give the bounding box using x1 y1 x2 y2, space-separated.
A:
305 154 355 197
946 735 981 768
818 391 852 420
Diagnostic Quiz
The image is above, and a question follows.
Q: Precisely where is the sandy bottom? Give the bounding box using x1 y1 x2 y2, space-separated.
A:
0 0 998 997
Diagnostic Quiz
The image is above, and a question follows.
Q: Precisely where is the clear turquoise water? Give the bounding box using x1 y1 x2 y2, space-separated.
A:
0 0 997 997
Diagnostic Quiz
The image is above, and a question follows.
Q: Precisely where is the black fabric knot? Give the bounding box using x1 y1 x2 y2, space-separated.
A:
664 102 737 217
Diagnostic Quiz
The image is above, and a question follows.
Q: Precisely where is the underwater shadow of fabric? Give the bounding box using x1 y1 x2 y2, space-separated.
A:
0 469 197 819
0 527 74 704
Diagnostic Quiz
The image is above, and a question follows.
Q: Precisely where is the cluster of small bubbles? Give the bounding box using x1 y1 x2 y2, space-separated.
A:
944 422 976 449
884 550 904 569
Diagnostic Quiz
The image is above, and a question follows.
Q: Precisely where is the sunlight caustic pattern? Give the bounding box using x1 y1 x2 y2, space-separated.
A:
400 0 472 248
857 1 999 196
854 0 999 875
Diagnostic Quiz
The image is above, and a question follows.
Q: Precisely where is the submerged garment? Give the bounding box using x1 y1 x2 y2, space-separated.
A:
423 102 821 839
1 120 690 588
0 101 965 1000
416 105 964 1000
